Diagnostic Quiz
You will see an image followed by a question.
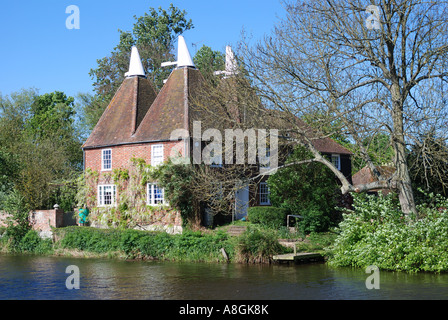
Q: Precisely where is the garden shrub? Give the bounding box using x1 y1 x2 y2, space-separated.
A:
57 226 122 253
235 226 286 263
247 206 288 229
327 192 448 272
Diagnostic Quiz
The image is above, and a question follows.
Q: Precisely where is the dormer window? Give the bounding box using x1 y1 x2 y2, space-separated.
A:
331 154 341 170
102 149 112 171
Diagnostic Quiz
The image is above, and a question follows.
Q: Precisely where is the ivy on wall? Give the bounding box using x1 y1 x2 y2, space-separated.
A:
76 158 180 229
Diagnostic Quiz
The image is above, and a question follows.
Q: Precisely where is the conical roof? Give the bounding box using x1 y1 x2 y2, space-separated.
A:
176 35 195 68
125 46 145 77
130 66 204 143
82 76 157 149
160 35 196 69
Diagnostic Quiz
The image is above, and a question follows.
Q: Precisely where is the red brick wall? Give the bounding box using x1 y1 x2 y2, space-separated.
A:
0 209 64 232
30 209 64 232
84 140 186 180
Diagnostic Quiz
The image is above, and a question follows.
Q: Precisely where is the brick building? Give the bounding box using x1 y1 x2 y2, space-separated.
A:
82 35 353 228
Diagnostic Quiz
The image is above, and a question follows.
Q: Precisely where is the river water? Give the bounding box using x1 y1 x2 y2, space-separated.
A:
1 254 448 300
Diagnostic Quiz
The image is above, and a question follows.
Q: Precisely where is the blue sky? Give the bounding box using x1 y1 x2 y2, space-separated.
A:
0 0 286 100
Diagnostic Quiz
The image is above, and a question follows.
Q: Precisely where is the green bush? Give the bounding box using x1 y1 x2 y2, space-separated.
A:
248 206 288 229
267 146 342 234
235 226 286 263
19 230 53 254
327 192 448 272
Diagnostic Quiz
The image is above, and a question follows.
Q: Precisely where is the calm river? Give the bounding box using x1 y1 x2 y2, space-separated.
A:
1 254 448 300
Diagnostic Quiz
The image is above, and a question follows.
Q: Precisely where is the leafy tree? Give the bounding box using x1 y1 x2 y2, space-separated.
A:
0 149 19 208
89 4 194 101
74 92 108 134
150 159 197 227
193 45 225 85
2 189 31 249
267 146 341 233
27 92 75 139
0 90 82 209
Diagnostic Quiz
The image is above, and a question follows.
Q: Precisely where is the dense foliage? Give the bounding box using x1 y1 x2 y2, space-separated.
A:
0 90 82 211
235 226 287 263
247 206 288 229
54 226 240 263
327 192 448 272
267 146 341 234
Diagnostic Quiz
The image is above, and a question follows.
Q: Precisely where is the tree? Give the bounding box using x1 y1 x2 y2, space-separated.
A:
240 0 448 215
267 146 341 233
193 45 225 85
408 131 448 199
89 4 194 101
0 90 83 209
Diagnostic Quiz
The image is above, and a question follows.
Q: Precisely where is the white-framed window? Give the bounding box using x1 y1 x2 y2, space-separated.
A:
101 149 112 171
147 183 166 206
331 154 341 170
98 184 116 206
151 145 164 166
259 147 270 169
259 182 271 205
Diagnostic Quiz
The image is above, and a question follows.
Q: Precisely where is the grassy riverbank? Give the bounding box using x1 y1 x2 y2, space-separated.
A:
0 224 332 264
3 192 448 272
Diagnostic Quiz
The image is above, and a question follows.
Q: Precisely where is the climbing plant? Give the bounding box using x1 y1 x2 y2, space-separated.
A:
76 158 179 229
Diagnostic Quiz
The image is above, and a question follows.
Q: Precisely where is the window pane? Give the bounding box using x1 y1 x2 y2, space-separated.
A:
147 184 152 204
152 145 164 166
147 183 164 205
98 185 115 206
102 149 112 170
331 155 340 170
259 182 270 204
99 186 103 206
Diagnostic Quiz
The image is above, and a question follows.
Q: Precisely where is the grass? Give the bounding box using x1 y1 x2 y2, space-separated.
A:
0 222 336 264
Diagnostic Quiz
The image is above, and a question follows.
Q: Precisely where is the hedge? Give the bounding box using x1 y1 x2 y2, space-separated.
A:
247 206 289 228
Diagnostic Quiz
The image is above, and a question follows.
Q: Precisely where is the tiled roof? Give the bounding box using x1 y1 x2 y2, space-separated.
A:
83 64 352 158
82 76 157 149
263 110 353 155
352 165 395 186
131 67 204 143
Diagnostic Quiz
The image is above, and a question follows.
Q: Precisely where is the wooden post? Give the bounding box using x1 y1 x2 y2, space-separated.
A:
221 248 229 262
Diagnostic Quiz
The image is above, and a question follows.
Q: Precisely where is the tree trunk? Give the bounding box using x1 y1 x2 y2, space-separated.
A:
391 84 417 216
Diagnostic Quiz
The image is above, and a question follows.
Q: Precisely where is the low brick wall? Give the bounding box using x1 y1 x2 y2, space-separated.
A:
30 208 64 232
0 208 66 232
1 207 182 236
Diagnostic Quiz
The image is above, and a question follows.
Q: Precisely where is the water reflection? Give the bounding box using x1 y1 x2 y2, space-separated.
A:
1 254 448 300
